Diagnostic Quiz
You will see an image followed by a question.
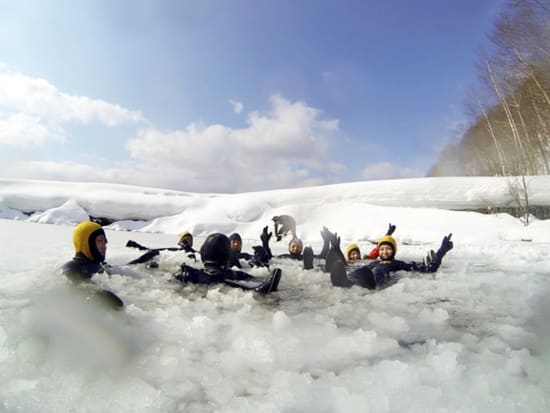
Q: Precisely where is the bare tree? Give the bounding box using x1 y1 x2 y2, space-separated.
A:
508 175 531 225
428 0 550 223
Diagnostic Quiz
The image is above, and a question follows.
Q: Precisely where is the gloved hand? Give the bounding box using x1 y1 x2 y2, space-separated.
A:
423 249 436 266
173 263 189 282
260 226 273 258
318 226 333 258
320 226 331 245
261 226 272 246
386 223 396 236
249 246 270 267
146 260 159 269
438 233 453 256
329 231 341 249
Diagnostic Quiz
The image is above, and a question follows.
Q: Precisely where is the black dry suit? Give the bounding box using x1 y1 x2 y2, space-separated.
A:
174 233 256 284
227 232 269 268
272 215 296 241
62 221 108 282
338 234 454 290
61 221 123 309
174 233 282 294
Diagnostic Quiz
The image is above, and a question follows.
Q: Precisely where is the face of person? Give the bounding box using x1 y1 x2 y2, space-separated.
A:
95 234 108 258
349 249 361 261
378 244 394 260
183 235 193 247
289 241 302 255
230 239 242 253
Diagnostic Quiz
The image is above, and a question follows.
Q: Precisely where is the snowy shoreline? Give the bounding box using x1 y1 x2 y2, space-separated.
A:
2 175 550 219
2 176 550 245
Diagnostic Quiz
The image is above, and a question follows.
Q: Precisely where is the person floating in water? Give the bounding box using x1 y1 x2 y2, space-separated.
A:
62 221 124 309
329 233 454 290
227 232 271 269
177 231 197 260
173 233 281 294
343 223 397 263
260 225 319 269
125 230 198 267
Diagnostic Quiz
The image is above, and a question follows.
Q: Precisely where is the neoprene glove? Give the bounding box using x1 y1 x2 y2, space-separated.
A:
260 226 273 258
261 226 272 246
320 227 331 245
386 223 396 236
438 233 453 256
250 246 270 267
329 231 341 249
423 249 436 266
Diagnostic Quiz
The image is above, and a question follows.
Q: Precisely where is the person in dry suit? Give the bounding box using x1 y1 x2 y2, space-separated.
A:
329 233 454 290
325 224 436 271
177 231 197 260
227 232 271 269
272 215 297 241
260 226 331 270
62 221 124 309
344 223 397 263
228 233 251 268
124 230 198 267
173 233 281 294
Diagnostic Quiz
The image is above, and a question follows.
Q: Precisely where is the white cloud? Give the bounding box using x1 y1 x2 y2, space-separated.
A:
0 66 346 192
0 112 65 147
1 159 342 194
3 96 344 193
0 160 162 189
1 160 100 181
362 162 423 181
124 95 343 192
0 67 147 150
0 69 145 127
228 99 243 114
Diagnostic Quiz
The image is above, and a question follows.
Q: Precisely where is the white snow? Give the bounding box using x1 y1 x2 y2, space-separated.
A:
0 176 549 412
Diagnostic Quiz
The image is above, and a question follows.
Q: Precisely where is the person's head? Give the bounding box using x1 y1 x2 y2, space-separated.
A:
200 233 231 269
345 244 361 262
178 231 193 248
377 235 397 260
72 221 107 263
228 233 242 253
288 238 303 255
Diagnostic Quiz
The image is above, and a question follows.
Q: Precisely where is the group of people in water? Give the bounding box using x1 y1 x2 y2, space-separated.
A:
62 214 454 308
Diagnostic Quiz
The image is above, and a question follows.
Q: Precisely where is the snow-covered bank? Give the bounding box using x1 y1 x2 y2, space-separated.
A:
2 177 550 247
2 176 550 219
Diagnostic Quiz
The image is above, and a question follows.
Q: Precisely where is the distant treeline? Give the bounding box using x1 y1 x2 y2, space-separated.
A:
428 0 550 178
469 205 550 220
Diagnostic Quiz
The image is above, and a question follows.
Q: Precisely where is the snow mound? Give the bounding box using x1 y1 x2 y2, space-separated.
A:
28 199 89 224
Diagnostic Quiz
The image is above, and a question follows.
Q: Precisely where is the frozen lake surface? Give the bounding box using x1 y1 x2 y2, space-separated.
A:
1 219 549 412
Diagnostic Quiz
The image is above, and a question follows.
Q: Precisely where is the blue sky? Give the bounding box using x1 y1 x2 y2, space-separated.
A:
0 0 502 193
